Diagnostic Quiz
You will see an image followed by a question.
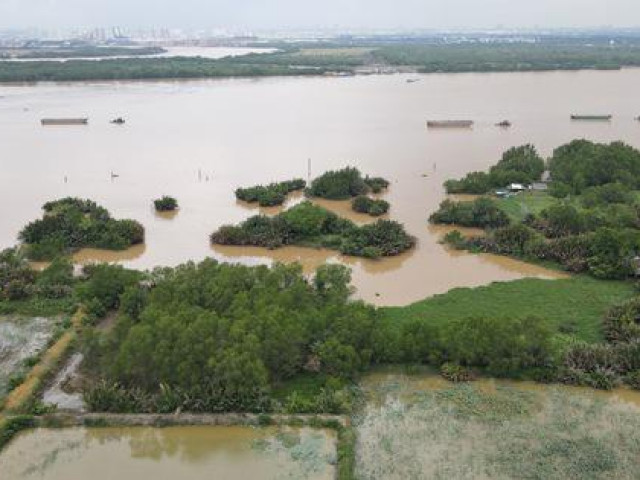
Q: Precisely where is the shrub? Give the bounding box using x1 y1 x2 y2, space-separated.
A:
341 219 416 258
603 297 640 343
352 196 390 216
76 264 141 311
211 202 414 258
306 167 388 199
235 179 306 207
19 197 144 260
364 176 390 193
440 363 475 382
581 183 634 208
429 197 510 229
153 195 178 211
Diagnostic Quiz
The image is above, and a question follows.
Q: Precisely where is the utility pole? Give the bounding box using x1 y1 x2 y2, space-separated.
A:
307 158 312 184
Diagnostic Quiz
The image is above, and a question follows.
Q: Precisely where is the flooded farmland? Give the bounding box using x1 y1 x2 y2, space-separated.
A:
356 371 640 480
0 425 336 480
0 315 58 402
2 69 640 304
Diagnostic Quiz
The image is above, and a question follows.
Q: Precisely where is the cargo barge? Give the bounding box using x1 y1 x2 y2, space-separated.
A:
426 120 473 128
570 115 612 121
41 118 89 126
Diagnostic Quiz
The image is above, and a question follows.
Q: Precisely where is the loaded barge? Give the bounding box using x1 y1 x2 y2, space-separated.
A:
41 118 88 126
427 120 473 128
570 114 612 121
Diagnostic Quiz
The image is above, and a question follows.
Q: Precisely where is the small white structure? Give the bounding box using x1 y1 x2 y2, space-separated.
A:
507 183 526 192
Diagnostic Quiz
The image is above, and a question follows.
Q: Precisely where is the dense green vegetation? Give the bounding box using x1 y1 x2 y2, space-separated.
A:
4 42 640 82
351 196 390 216
549 140 640 196
372 42 640 72
430 197 510 228
81 260 377 413
235 179 306 207
438 141 640 281
211 201 414 258
0 248 76 314
444 145 544 194
379 276 640 388
153 196 178 212
19 198 144 260
306 167 389 200
0 55 336 82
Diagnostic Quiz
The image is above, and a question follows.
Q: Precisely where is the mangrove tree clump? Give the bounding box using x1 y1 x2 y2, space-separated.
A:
352 196 390 216
211 201 414 258
81 260 379 413
235 178 306 207
306 167 389 200
444 144 544 194
153 196 178 212
429 197 510 228
19 197 144 260
549 140 640 196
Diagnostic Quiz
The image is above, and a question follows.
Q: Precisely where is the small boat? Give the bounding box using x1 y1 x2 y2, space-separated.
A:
41 118 88 126
427 120 474 128
110 117 125 125
496 120 512 127
406 78 420 83
570 114 612 121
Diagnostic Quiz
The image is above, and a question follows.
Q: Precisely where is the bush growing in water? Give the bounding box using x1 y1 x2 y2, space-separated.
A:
211 201 414 258
153 196 178 211
19 197 144 260
235 178 306 207
429 197 510 228
352 196 390 216
306 167 389 199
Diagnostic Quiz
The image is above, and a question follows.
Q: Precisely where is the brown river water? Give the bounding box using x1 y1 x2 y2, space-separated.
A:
2 69 640 305
0 425 336 480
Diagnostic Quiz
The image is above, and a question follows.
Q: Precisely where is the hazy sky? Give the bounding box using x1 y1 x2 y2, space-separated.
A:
2 0 640 30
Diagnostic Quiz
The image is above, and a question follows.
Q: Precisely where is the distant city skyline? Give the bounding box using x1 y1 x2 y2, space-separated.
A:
2 0 640 31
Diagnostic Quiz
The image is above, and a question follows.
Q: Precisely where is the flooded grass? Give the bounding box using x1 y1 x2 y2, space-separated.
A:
0 316 58 404
355 373 640 480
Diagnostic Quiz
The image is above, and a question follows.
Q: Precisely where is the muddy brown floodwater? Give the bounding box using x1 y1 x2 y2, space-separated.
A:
0 426 336 480
2 69 640 305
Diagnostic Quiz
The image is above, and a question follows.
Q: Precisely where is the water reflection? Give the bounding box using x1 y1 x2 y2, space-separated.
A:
154 209 179 221
0 426 336 480
72 244 147 264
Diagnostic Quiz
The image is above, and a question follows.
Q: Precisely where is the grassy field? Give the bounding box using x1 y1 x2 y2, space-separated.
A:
496 191 558 222
356 373 640 480
381 276 635 343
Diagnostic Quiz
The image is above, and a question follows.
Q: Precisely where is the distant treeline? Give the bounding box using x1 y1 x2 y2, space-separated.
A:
4 42 640 82
372 43 640 72
2 46 166 59
0 56 335 82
